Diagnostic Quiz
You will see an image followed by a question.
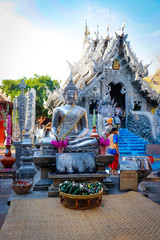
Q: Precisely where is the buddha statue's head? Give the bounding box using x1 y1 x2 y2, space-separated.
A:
63 71 78 105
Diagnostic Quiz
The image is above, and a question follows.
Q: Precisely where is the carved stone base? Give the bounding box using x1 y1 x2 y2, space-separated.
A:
48 184 109 197
48 173 110 197
103 178 115 188
13 141 22 169
17 163 37 179
33 179 53 191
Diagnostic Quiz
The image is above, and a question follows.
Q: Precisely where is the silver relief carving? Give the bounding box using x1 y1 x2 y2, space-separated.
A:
17 80 27 141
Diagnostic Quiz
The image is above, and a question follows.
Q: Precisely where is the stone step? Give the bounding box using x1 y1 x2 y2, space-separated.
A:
120 141 145 144
128 146 146 149
118 128 148 157
120 141 143 143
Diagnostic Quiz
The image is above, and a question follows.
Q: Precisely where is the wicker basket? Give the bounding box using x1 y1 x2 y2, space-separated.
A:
59 188 103 210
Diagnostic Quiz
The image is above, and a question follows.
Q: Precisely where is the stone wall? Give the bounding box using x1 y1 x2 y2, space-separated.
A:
127 113 154 143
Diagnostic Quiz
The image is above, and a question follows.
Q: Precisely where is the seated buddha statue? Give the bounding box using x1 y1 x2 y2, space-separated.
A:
40 72 98 149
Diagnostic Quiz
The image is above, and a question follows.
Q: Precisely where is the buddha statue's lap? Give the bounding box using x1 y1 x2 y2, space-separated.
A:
39 72 98 149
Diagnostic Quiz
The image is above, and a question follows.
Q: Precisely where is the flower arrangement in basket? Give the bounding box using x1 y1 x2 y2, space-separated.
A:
51 135 69 153
59 181 103 209
59 181 102 195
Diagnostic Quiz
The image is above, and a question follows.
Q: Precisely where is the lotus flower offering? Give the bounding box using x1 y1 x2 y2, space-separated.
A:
59 181 102 195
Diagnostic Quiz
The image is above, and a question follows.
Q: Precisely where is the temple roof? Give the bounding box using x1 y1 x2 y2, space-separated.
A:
0 92 11 103
46 23 160 112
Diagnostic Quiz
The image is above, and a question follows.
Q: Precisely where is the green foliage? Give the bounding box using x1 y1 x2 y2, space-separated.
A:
1 105 10 127
0 74 61 119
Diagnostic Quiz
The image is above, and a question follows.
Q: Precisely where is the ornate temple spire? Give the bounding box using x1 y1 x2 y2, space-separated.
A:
83 20 90 45
94 25 99 41
106 24 110 40
64 70 78 94
121 20 126 35
115 20 126 37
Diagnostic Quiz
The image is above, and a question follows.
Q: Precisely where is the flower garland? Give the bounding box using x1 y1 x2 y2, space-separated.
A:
59 181 102 195
1 105 12 145
6 115 12 145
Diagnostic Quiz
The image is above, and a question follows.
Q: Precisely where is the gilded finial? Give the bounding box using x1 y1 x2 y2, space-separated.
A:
84 20 90 44
85 19 90 36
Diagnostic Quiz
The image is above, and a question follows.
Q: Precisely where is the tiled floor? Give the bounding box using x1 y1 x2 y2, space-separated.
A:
0 150 14 229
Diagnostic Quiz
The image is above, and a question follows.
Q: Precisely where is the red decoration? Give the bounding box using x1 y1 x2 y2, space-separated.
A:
12 180 32 194
148 156 154 164
90 126 99 138
1 145 15 168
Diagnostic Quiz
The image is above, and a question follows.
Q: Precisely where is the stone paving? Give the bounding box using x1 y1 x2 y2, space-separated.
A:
109 175 160 205
0 149 14 229
0 178 12 229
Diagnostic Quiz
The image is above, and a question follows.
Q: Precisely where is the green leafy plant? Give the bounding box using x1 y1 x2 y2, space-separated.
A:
0 75 61 118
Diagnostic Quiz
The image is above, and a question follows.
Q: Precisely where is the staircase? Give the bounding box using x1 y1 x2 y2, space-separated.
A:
118 128 160 171
119 128 148 158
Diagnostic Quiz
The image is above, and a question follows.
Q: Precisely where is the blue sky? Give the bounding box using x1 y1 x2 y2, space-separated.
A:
0 0 160 84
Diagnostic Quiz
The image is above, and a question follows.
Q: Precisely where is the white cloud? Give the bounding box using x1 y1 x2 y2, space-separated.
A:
0 2 83 84
0 1 159 85
150 30 160 38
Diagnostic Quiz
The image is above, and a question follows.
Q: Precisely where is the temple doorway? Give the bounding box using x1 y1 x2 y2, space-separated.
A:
109 82 125 127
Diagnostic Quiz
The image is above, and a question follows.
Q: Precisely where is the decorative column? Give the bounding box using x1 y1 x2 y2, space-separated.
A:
13 97 22 169
17 80 27 142
17 127 37 179
25 88 36 143
13 80 27 169
16 80 37 178
13 141 22 169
